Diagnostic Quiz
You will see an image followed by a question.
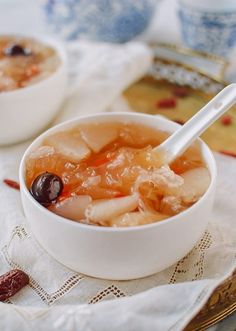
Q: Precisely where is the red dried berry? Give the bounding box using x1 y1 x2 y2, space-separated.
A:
172 87 189 98
3 44 31 57
156 98 177 108
219 150 236 158
174 119 185 125
0 269 29 301
114 192 125 198
220 115 233 126
30 172 64 207
3 179 20 190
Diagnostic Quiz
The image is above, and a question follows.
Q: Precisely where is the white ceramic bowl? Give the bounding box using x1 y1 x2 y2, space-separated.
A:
19 112 217 280
0 35 67 146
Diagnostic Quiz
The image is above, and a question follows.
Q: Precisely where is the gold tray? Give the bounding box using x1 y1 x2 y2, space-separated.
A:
123 44 236 329
185 271 236 330
123 44 236 155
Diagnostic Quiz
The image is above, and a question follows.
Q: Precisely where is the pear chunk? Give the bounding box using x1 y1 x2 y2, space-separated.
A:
45 132 91 163
111 211 167 227
85 194 139 225
179 167 211 203
49 195 92 221
80 124 118 153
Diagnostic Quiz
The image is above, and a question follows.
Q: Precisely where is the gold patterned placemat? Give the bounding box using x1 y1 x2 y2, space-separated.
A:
123 77 236 154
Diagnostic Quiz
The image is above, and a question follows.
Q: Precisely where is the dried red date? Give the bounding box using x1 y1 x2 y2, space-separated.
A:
3 179 20 190
0 269 29 301
156 98 177 108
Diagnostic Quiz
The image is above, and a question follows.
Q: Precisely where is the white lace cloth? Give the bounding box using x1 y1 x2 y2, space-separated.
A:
0 41 235 331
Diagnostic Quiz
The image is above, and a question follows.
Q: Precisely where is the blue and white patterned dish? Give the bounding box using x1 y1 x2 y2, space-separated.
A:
178 3 236 56
43 0 158 42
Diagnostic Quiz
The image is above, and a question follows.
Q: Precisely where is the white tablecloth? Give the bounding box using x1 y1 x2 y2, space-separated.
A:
0 1 236 330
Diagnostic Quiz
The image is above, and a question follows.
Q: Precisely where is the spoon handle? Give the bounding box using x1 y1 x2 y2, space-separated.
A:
154 83 236 164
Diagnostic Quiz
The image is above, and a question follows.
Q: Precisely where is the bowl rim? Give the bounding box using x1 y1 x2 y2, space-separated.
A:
0 33 67 96
178 0 236 13
19 112 217 233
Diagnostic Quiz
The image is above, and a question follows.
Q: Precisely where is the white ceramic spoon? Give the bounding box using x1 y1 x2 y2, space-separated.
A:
153 83 236 164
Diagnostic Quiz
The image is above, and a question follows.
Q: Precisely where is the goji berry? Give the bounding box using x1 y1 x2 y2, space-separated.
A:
172 86 189 98
174 119 185 125
3 179 20 190
220 115 233 126
219 150 236 158
156 98 177 108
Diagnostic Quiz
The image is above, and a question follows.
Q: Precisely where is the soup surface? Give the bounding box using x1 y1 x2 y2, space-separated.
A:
0 36 60 92
25 122 211 227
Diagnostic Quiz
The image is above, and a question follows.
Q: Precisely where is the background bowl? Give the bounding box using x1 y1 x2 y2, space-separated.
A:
43 0 158 42
178 0 236 56
0 35 67 146
19 112 217 280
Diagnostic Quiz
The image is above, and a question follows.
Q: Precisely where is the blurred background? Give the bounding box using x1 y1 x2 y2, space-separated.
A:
0 0 181 44
1 0 236 58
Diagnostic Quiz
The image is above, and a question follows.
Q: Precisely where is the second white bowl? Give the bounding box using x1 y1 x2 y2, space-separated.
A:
0 35 67 146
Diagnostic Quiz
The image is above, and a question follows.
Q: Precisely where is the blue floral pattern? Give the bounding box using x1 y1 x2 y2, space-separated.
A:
43 0 157 42
178 6 236 56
